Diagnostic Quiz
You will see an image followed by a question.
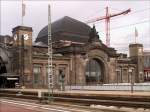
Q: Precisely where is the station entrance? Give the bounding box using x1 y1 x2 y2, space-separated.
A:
85 58 105 85
0 56 19 88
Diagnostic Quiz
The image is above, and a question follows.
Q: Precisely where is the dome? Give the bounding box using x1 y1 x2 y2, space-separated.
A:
35 16 91 44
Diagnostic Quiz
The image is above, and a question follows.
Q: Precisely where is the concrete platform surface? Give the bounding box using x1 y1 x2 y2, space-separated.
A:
1 89 150 97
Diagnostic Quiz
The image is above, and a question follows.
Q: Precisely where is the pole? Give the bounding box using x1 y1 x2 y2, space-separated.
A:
129 68 134 93
135 35 137 44
21 35 24 87
131 71 133 93
105 6 110 47
129 68 132 93
0 0 1 35
135 27 138 43
48 4 53 102
74 46 77 85
19 35 24 88
22 0 23 26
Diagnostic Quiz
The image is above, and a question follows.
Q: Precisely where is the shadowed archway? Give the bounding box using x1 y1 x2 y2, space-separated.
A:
0 57 7 74
85 58 105 85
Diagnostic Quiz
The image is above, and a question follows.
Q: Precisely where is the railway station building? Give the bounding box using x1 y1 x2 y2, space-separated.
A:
0 16 149 88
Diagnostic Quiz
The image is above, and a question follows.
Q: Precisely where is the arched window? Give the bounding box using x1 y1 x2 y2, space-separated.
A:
85 59 103 84
33 65 41 85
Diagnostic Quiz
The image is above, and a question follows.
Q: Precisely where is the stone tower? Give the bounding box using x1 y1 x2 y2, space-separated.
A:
129 43 144 83
12 26 33 87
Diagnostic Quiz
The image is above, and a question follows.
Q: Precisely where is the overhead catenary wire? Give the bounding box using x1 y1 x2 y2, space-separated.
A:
84 7 150 50
111 19 149 30
96 19 150 32
111 7 150 14
111 8 150 21
84 7 150 23
86 7 150 29
97 19 150 51
83 8 105 21
85 7 131 46
99 20 150 46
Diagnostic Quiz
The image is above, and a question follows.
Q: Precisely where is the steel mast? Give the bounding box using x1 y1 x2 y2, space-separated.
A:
48 4 53 102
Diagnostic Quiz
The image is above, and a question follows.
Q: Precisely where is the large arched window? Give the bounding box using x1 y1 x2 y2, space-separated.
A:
85 59 103 84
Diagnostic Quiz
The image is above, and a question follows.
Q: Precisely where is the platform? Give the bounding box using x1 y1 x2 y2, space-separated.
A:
1 88 150 97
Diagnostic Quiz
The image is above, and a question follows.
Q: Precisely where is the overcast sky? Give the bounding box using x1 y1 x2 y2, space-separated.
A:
0 0 150 53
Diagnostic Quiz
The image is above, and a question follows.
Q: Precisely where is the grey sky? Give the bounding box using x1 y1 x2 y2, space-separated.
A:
0 0 150 53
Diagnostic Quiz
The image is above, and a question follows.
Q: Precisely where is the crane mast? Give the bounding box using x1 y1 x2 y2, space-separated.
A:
86 6 131 46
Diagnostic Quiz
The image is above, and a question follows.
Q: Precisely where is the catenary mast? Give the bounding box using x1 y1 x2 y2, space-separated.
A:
47 4 53 102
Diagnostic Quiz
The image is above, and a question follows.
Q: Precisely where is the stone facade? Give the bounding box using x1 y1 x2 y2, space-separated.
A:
143 51 150 81
0 16 146 88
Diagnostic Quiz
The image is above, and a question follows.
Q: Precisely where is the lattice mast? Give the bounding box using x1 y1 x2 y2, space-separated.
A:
48 4 53 101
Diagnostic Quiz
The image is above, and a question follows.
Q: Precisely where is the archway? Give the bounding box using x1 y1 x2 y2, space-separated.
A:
0 56 19 88
85 58 105 85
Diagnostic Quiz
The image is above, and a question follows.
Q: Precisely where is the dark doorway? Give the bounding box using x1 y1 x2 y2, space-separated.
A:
0 75 19 88
0 57 7 74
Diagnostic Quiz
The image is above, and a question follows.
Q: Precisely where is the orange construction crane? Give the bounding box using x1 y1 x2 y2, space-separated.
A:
86 6 131 47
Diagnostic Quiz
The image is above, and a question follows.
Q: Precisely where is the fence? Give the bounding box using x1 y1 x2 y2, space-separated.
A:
65 83 150 91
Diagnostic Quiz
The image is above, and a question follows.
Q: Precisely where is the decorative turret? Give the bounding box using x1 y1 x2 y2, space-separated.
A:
12 26 33 87
88 25 100 43
129 43 144 83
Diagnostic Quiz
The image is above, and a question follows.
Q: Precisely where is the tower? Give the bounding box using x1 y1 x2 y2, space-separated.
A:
12 26 33 87
129 43 144 83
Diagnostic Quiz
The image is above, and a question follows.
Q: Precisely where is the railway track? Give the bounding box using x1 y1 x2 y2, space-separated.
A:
0 90 150 109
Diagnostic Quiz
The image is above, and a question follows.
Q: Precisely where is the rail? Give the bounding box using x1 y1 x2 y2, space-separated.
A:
0 89 150 109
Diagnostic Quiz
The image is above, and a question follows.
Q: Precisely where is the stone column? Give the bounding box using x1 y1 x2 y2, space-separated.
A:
42 63 47 88
55 64 59 88
75 54 85 85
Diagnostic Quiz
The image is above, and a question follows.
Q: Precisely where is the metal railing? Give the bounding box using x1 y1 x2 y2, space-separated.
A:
65 83 150 91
